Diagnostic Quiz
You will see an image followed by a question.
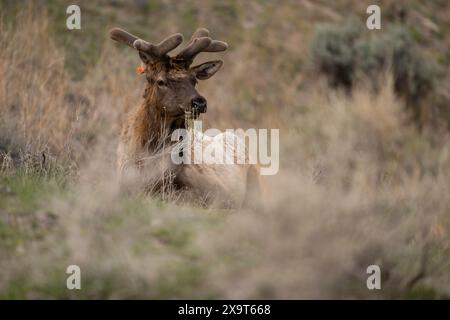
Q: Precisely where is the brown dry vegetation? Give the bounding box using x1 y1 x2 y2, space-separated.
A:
0 1 450 298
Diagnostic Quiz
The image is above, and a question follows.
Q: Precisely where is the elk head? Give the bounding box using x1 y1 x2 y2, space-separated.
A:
110 27 227 124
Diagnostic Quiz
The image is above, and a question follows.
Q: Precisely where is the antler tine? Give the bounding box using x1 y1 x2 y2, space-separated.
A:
134 33 183 57
110 28 139 48
189 28 228 52
177 37 212 64
190 28 210 40
176 28 228 67
110 28 183 62
154 33 184 56
110 27 154 54
204 40 228 52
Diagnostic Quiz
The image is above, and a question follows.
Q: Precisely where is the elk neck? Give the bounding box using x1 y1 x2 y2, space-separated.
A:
131 84 184 153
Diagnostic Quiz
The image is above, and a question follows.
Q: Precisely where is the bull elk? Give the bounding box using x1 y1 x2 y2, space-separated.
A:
110 27 262 208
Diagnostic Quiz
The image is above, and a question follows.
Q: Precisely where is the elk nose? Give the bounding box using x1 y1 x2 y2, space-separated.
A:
191 96 207 113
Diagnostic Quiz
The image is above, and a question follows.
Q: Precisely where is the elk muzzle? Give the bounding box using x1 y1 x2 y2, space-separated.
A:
191 96 207 114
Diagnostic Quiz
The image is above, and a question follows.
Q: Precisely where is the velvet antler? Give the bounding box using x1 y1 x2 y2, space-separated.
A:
110 28 183 63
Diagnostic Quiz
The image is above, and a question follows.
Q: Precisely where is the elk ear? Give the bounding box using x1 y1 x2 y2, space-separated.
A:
192 60 223 80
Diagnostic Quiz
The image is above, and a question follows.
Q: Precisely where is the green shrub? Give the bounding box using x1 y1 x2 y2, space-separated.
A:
311 21 436 124
311 21 361 89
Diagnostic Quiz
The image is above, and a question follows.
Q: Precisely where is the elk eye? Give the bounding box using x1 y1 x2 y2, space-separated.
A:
156 79 166 87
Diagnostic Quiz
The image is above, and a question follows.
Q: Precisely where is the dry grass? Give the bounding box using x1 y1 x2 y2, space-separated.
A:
0 8 70 154
0 2 450 299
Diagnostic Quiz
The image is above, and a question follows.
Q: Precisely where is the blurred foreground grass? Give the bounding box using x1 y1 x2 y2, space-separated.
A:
0 168 226 299
1 167 448 299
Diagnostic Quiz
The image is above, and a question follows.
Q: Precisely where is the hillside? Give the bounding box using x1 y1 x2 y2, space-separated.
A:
0 0 449 299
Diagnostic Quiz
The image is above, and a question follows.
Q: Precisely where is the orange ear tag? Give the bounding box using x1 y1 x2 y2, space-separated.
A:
136 65 145 75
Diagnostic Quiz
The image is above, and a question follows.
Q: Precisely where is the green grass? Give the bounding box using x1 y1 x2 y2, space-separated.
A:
0 168 226 298
0 170 65 253
0 170 63 213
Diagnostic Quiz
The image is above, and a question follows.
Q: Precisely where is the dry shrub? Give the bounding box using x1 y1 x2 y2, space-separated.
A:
198 79 450 298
